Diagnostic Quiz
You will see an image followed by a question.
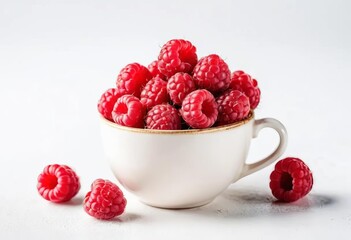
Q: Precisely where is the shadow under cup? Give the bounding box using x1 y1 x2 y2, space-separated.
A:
100 112 288 209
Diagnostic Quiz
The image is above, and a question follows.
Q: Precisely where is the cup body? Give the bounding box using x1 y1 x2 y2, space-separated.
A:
100 114 255 208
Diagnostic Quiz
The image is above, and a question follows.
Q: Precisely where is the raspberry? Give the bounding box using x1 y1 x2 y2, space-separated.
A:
112 95 145 128
140 77 169 109
146 104 181 130
37 164 80 203
193 54 231 93
270 157 313 202
230 70 261 109
83 179 127 220
97 88 123 121
216 90 250 126
180 89 218 129
116 63 152 97
148 60 166 80
158 39 198 77
167 73 196 106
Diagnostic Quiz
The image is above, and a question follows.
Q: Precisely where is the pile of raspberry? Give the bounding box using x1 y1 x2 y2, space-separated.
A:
37 157 314 217
98 39 261 130
37 164 127 220
35 41 315 220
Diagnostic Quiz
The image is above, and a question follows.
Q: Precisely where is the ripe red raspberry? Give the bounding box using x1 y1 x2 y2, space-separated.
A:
97 88 123 121
146 104 181 130
230 70 261 109
167 73 196 106
37 164 80 203
116 63 152 98
180 89 218 129
270 157 313 202
216 90 250 126
158 39 198 77
112 95 145 128
83 179 127 220
148 60 166 80
140 77 169 109
193 54 231 93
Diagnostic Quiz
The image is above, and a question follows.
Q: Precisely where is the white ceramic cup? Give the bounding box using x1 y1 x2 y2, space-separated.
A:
100 112 287 209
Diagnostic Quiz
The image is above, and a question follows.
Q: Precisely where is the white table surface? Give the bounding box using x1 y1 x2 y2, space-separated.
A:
1 0 350 239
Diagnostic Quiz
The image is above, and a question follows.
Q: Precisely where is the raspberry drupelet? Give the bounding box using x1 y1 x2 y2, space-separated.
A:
84 179 127 220
230 70 261 109
167 72 196 106
148 60 166 80
180 89 218 129
158 39 198 78
37 164 80 203
146 104 181 130
193 54 231 93
112 95 145 128
116 63 152 98
140 77 169 110
270 157 313 202
216 89 250 126
97 88 123 121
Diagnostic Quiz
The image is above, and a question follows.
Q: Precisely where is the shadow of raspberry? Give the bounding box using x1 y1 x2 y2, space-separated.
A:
181 186 336 219
57 195 84 206
105 213 142 223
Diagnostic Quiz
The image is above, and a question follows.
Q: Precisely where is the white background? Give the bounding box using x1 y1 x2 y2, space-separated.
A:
1 0 350 239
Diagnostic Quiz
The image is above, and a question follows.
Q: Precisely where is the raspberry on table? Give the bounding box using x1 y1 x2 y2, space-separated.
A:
97 88 123 121
230 70 261 109
216 90 250 126
37 164 80 203
193 54 231 93
112 95 145 128
83 179 127 220
180 89 218 129
140 77 169 109
270 157 313 202
146 104 181 130
158 39 198 78
167 72 196 106
148 60 166 80
116 63 152 98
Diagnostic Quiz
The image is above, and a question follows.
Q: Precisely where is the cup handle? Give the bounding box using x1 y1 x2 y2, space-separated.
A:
238 118 288 179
